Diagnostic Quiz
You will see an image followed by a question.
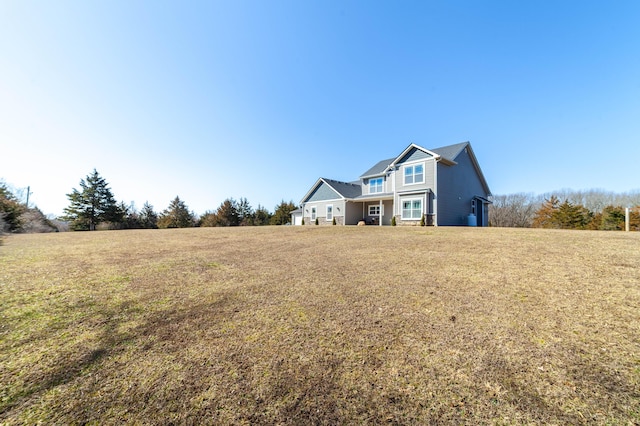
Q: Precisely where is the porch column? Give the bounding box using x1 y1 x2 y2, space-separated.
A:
379 199 382 226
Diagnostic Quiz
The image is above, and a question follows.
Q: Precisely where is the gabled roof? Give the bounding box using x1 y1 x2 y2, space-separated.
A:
389 143 442 168
300 177 362 203
360 158 395 178
323 178 362 198
303 141 490 203
360 141 474 177
430 141 469 163
357 141 490 195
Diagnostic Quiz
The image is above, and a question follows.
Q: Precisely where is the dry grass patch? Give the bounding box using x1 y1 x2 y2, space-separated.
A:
1 227 639 424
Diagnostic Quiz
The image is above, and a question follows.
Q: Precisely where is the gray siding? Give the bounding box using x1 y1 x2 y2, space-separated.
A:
397 193 428 222
361 200 393 225
362 176 391 195
303 200 346 225
436 147 490 226
394 158 435 193
306 181 341 202
396 147 433 164
345 201 364 225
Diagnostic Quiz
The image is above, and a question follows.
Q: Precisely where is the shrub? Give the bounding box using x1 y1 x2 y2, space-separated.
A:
315 218 319 226
332 217 336 225
302 218 305 226
391 216 396 226
420 214 425 227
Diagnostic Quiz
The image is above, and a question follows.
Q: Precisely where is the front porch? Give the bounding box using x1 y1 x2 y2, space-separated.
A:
345 196 394 226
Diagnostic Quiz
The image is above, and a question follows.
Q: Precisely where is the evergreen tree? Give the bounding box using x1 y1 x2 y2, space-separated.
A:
555 200 592 229
254 204 272 226
62 169 120 230
532 196 560 228
157 196 195 228
199 211 217 227
599 205 625 230
270 200 297 225
139 202 158 229
117 201 144 229
237 197 254 226
210 199 240 227
0 182 25 232
630 207 640 231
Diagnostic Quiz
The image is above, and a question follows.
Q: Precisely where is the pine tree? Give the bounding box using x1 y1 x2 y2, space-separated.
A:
0 182 25 232
271 200 297 225
555 200 592 229
200 199 245 227
62 169 120 230
599 205 625 230
237 198 254 226
254 204 272 226
157 196 195 228
139 202 158 229
532 196 560 228
218 199 240 226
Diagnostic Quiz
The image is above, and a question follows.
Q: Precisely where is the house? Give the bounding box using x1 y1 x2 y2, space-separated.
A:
298 141 491 226
290 208 303 225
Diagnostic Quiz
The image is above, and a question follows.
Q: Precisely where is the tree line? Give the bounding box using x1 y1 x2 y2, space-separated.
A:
1 170 297 234
1 181 59 235
490 190 640 230
4 170 640 234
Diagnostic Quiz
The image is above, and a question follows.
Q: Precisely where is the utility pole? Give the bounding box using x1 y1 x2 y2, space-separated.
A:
25 186 31 208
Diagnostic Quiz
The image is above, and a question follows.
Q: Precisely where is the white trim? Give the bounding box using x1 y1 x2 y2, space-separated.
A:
403 162 425 186
433 159 438 226
389 143 441 168
326 204 333 221
401 197 424 220
368 204 384 216
369 177 384 194
300 178 346 204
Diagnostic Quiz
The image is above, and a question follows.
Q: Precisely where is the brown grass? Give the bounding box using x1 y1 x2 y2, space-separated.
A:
1 226 639 424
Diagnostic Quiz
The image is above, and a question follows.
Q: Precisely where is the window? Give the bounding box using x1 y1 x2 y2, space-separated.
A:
368 204 384 216
326 205 333 221
402 198 422 220
369 177 383 194
404 164 424 185
311 206 317 221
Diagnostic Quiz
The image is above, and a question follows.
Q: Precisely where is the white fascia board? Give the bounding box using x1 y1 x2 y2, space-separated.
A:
300 178 324 204
300 178 345 203
320 179 348 200
389 143 442 168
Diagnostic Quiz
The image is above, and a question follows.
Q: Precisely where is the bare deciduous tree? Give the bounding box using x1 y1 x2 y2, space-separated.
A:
489 193 539 227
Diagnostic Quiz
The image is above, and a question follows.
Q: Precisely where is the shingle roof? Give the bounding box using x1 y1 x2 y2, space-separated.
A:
360 158 395 178
361 142 470 176
310 141 484 202
322 178 362 199
429 141 469 162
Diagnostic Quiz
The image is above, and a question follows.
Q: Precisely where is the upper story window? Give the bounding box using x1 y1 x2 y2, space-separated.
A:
369 177 383 193
404 163 424 185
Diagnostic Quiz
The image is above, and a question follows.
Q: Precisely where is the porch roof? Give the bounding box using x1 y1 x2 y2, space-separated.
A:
353 192 394 201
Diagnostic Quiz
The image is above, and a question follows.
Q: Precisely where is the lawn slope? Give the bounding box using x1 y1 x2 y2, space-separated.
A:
1 227 639 424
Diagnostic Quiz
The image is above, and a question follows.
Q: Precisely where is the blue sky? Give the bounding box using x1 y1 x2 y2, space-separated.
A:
2 1 639 216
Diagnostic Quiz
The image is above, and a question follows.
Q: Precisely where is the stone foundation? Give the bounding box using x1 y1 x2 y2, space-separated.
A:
303 216 344 226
